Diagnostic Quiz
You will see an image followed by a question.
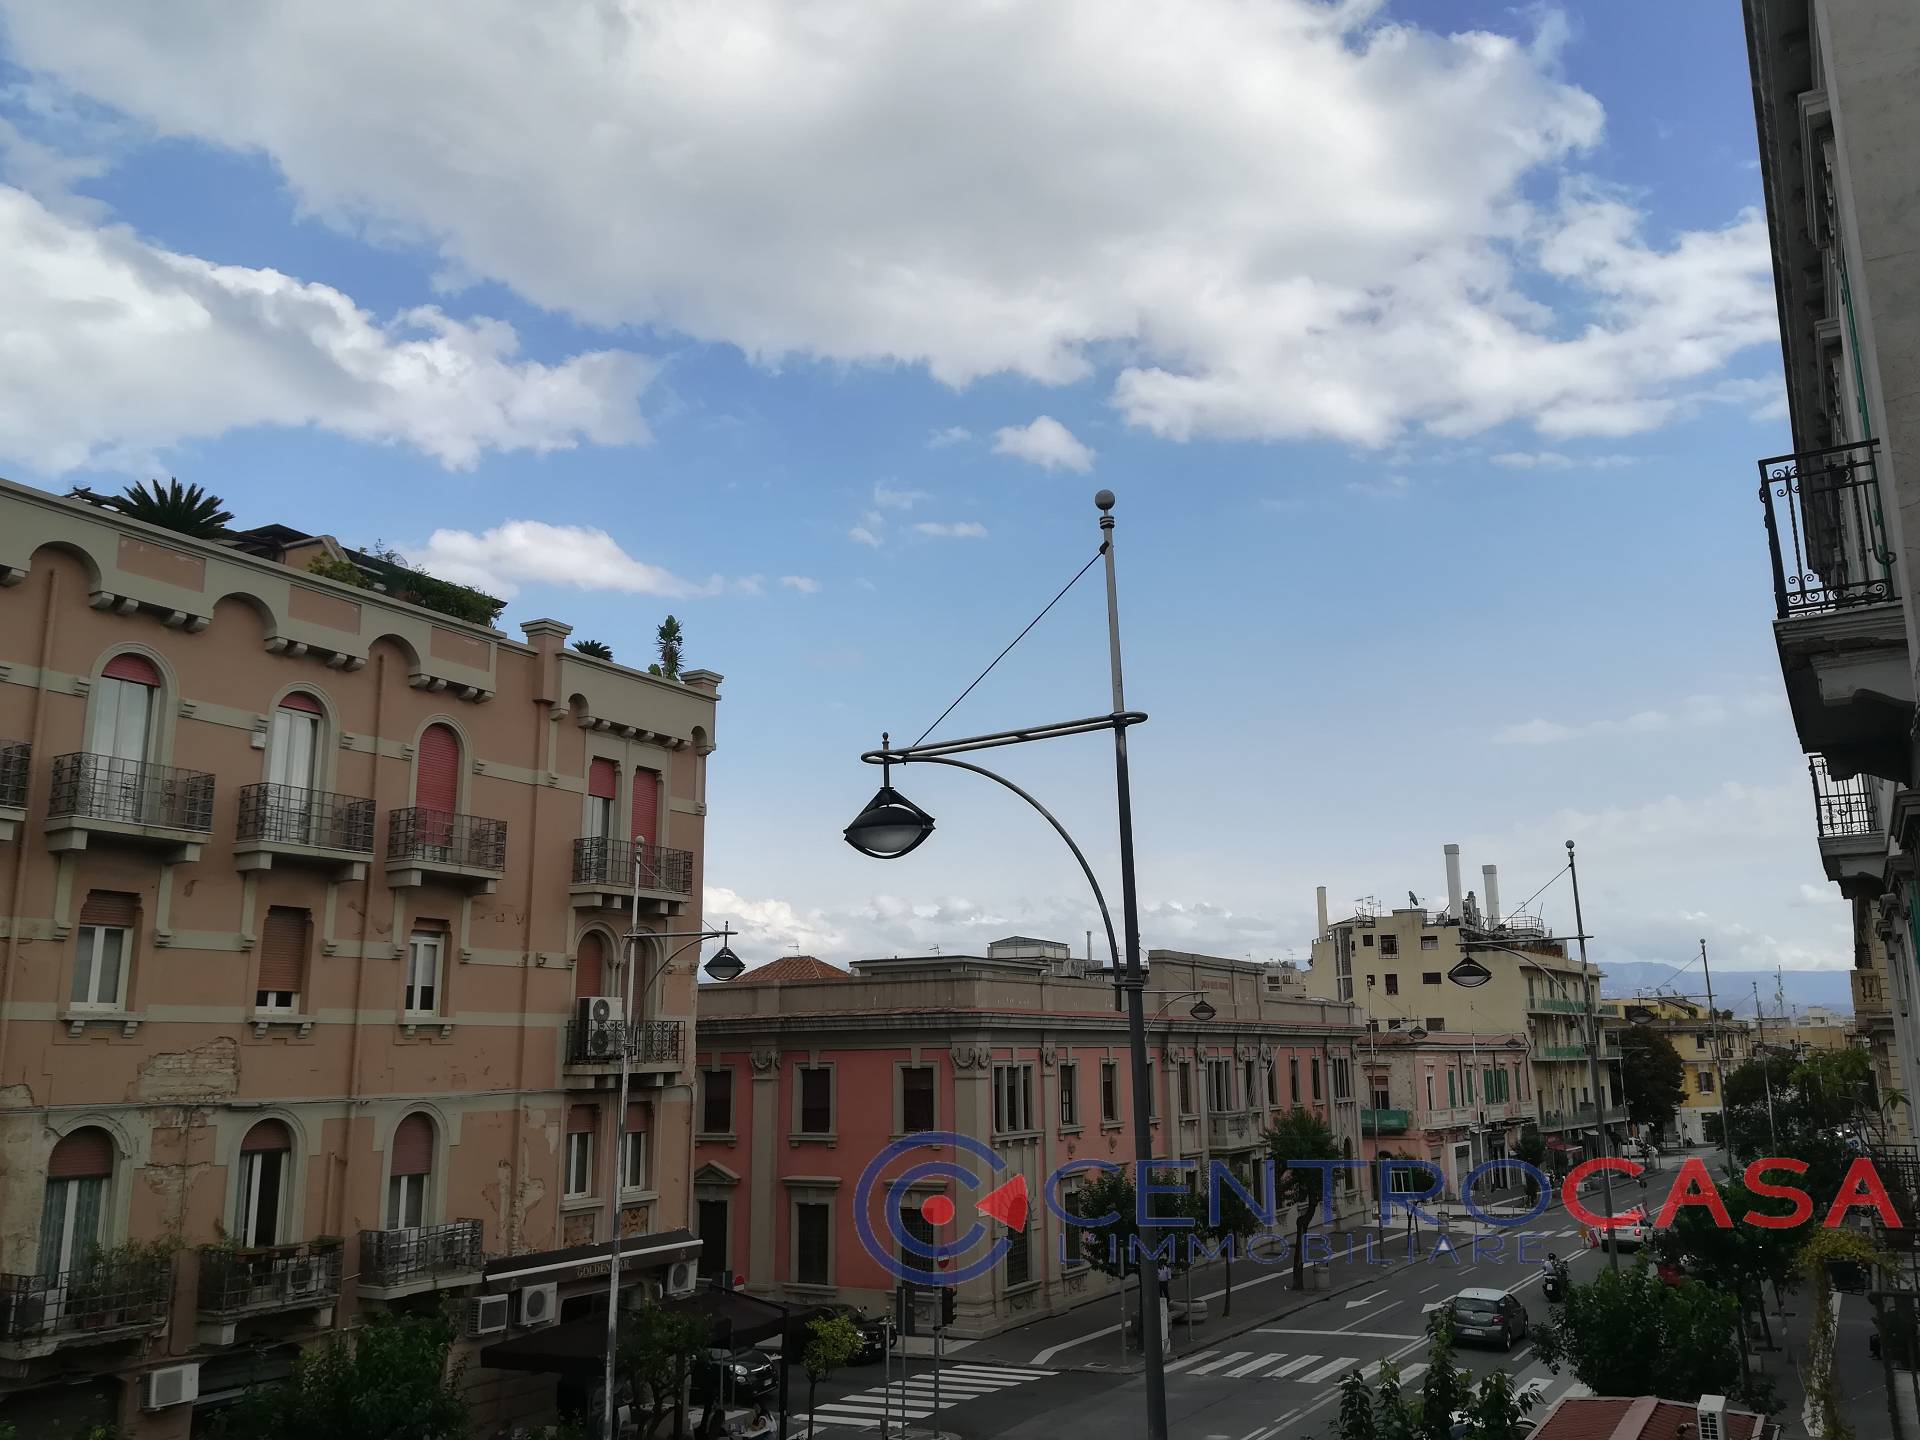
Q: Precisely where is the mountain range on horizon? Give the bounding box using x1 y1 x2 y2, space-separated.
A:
1599 959 1855 1018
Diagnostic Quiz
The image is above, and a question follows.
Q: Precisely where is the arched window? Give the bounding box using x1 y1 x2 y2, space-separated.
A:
576 931 606 999
40 1128 114 1277
269 692 323 793
586 759 617 840
90 653 160 764
236 1120 291 1247
388 1113 434 1229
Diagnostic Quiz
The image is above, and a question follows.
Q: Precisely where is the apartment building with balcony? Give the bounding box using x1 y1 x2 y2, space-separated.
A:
1355 1028 1535 1197
1304 845 1628 1160
1743 0 1920 1164
1624 997 1753 1148
692 939 1365 1337
0 477 717 1437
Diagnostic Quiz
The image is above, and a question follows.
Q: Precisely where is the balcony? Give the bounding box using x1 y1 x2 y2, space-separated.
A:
357 1220 485 1301
1810 755 1885 889
1207 1111 1255 1150
43 752 214 862
571 836 695 915
196 1239 342 1343
1539 1101 1627 1132
0 1254 172 1359
386 806 506 893
0 739 26 843
1528 997 1621 1018
565 1017 686 1074
1760 441 1913 782
1362 1107 1411 1136
234 783 375 880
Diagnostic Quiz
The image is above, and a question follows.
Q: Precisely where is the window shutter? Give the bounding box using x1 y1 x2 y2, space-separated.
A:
80 891 138 928
630 768 660 844
625 1101 649 1134
259 907 309 993
101 653 161 686
569 1104 597 1134
48 1127 114 1179
415 724 460 813
278 691 323 715
391 1114 434 1177
588 759 617 800
241 1120 291 1153
575 933 605 996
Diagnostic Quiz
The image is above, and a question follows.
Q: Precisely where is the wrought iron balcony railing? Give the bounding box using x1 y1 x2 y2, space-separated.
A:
0 740 27 808
1811 756 1877 839
566 1017 685 1066
48 752 214 832
1759 439 1896 619
359 1220 484 1289
237 782 375 852
572 836 694 895
0 1254 172 1341
387 807 506 871
197 1239 343 1317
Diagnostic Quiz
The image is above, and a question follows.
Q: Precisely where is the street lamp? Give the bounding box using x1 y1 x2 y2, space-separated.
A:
1447 956 1493 988
845 489 1171 1440
704 943 746 984
1189 999 1218 1024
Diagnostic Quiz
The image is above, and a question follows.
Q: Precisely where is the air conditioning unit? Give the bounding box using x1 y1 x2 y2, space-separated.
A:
518 1282 558 1328
464 1294 510 1337
576 996 623 1060
665 1260 698 1298
143 1363 201 1411
1696 1395 1726 1440
288 1256 329 1298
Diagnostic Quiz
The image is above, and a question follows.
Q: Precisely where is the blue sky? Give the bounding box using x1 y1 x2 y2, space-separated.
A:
0 2 1839 989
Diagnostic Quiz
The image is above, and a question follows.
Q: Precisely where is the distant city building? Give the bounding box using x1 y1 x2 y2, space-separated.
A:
694 940 1366 1336
1625 997 1754 1148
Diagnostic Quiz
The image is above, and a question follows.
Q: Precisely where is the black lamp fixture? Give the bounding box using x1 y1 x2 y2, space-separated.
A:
704 943 746 984
1623 1004 1655 1026
1446 956 1493 989
1407 1025 1429 1040
1189 999 1218 1024
843 736 937 859
1504 1037 1527 1051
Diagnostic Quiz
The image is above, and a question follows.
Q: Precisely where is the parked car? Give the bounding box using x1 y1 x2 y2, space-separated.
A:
1445 1288 1529 1350
1602 1210 1650 1250
787 1303 890 1364
691 1345 780 1405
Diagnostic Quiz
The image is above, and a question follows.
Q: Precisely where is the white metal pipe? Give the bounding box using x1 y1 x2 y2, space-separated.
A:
1444 844 1464 917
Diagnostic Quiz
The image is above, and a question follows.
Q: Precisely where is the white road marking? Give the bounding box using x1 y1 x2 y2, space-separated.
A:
1255 1328 1418 1341
1163 1350 1215 1373
1299 1357 1361 1384
1227 1354 1283 1378
1188 1352 1253 1376
1266 1355 1320 1379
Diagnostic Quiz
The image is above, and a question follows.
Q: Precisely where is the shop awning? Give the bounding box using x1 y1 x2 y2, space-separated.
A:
482 1228 700 1286
477 1287 790 1376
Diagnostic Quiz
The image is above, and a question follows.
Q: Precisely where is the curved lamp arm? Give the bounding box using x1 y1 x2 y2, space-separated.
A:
898 753 1124 985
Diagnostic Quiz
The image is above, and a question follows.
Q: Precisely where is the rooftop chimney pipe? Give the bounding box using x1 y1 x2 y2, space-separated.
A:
1444 844 1464 918
1482 865 1500 927
1316 886 1329 941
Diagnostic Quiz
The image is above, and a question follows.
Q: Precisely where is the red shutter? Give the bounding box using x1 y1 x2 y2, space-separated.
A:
588 759 617 800
569 1104 597 1134
279 691 323 714
80 891 137 927
48 1128 114 1179
101 653 161 686
575 933 605 996
625 1101 649 1133
416 724 460 813
259 907 309 993
630 769 659 845
241 1120 291 1153
391 1114 433 1177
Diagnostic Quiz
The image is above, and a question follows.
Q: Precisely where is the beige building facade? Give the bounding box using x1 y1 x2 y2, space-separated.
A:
0 478 717 1436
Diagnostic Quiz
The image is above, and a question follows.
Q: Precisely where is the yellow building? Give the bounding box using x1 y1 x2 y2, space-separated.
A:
1627 996 1750 1147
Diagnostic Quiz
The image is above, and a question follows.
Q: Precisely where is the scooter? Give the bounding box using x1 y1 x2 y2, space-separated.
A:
1543 1267 1568 1303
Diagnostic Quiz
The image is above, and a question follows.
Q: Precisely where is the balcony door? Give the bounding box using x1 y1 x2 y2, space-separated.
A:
39 1129 113 1326
89 655 158 763
269 694 323 841
236 1121 290 1247
415 724 460 857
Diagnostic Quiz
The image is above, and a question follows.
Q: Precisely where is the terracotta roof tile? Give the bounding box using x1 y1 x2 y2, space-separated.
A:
1534 1397 1766 1440
727 955 851 985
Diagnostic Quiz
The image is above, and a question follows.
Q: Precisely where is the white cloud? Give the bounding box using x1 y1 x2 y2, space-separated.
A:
1493 693 1786 745
992 416 1095 473
0 2 1776 449
848 524 882 548
927 426 973 448
0 182 656 475
780 574 821 594
872 482 928 510
914 521 988 539
1490 451 1635 470
412 521 725 599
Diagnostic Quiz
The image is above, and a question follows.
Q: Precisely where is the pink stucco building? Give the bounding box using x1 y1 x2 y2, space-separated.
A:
0 478 718 1436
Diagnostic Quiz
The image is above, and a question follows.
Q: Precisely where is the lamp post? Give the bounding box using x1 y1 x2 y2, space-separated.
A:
844 490 1169 1440
601 852 744 1440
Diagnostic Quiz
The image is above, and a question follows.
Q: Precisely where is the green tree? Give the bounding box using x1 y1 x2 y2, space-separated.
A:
1657 1179 1804 1350
1072 1167 1207 1342
1722 1046 1874 1207
1513 1131 1547 1204
1532 1262 1769 1411
1206 1166 1266 1318
619 1304 709 1439
801 1313 865 1437
112 478 233 537
1415 1315 1473 1440
1331 1315 1534 1440
214 1311 469 1440
1800 1229 1888 1440
1263 1107 1343 1291
649 616 685 678
1618 1030 1687 1137
572 639 615 661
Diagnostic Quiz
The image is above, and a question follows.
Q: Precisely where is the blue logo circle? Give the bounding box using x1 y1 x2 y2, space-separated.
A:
853 1130 1010 1287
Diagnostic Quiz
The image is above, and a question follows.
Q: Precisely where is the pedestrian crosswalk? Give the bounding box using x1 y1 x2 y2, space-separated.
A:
1165 1349 1365 1384
802 1360 1055 1433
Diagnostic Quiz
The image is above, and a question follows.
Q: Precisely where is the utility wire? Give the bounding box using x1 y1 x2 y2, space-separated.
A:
909 543 1108 750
